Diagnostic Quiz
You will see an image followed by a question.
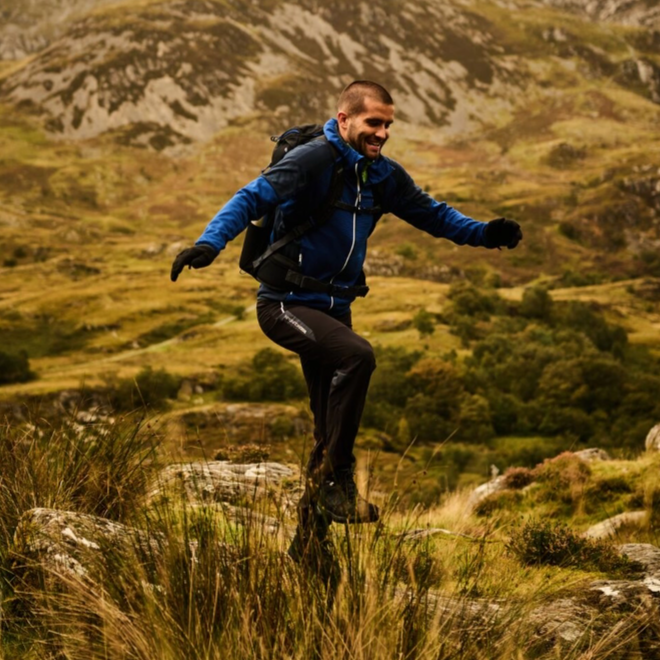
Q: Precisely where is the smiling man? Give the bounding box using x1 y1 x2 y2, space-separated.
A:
171 80 522 565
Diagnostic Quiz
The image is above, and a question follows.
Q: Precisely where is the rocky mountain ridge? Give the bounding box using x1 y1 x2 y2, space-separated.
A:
1 0 659 150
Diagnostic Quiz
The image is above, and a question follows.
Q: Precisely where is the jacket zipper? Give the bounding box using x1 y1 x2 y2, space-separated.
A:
329 162 361 310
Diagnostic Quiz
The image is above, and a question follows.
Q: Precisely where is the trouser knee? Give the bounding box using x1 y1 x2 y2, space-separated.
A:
348 339 376 374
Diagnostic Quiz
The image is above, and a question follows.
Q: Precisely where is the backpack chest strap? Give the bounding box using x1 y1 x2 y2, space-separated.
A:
333 200 382 215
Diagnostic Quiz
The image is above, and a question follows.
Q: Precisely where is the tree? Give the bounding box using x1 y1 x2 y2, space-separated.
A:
0 350 35 384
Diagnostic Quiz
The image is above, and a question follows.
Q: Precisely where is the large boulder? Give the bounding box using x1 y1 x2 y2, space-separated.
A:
150 460 300 510
645 423 660 452
584 511 647 539
10 508 160 582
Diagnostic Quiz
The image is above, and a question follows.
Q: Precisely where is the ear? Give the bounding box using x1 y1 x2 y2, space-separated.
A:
337 110 348 137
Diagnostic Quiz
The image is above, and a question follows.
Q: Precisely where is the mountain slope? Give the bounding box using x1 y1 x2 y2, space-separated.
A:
2 0 659 150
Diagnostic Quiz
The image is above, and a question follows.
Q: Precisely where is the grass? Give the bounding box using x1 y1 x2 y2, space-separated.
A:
1 412 659 659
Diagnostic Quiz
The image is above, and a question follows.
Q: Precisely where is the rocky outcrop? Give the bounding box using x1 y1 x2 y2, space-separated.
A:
540 0 660 28
646 423 660 452
0 0 522 149
574 448 611 462
0 0 121 60
467 475 508 510
10 508 161 581
584 511 647 539
150 460 299 508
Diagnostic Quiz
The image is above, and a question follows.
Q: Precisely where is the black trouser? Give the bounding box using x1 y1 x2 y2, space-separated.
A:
256 299 376 483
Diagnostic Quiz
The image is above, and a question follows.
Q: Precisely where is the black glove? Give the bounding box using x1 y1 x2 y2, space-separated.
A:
484 217 523 249
170 244 218 282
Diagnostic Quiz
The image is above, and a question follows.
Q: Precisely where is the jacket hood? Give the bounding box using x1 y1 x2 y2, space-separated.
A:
324 118 393 185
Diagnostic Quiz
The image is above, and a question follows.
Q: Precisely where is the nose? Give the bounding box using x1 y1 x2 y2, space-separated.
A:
376 125 388 141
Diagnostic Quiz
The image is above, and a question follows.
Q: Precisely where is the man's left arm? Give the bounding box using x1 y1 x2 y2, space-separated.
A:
387 163 522 249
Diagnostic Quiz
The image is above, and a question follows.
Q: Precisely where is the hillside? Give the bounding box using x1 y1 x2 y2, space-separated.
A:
1 3 660 656
0 0 658 460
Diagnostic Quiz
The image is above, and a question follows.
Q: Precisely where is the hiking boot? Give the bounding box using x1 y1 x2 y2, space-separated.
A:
287 523 340 589
316 468 379 524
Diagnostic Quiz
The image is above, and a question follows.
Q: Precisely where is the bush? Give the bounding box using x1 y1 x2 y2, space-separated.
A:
411 308 435 337
0 349 35 385
222 348 306 402
503 467 535 490
107 366 182 411
447 281 500 319
532 452 591 504
519 285 553 321
507 519 641 575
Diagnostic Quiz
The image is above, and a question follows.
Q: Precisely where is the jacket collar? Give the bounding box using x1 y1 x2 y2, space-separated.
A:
324 118 393 184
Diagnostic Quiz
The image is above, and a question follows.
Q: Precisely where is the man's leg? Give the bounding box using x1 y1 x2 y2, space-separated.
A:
256 300 378 522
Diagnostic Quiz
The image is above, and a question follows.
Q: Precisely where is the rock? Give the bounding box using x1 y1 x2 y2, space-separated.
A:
203 503 288 536
588 543 660 610
589 577 660 607
645 423 660 452
616 543 660 577
467 475 508 510
584 511 647 539
527 598 598 651
151 461 299 507
574 448 611 462
10 508 160 582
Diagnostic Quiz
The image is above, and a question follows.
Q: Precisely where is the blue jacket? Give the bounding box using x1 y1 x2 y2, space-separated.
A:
196 118 488 317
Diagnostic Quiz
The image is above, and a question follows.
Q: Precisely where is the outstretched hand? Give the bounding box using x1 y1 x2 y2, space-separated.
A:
484 217 523 250
170 244 218 282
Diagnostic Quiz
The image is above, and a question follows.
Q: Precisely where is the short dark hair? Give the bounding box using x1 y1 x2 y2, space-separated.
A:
338 80 394 116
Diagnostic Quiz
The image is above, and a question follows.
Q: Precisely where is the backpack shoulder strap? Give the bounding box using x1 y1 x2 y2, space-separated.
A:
251 139 343 271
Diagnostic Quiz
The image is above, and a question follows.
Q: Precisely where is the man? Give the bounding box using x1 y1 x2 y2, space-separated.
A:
171 80 522 560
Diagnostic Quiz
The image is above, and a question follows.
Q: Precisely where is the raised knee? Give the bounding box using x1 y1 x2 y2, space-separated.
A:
354 339 376 372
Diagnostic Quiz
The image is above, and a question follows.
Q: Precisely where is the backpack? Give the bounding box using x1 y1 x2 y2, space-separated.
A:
239 124 377 299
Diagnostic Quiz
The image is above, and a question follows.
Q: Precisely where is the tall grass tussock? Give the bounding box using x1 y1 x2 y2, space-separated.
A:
1 411 659 659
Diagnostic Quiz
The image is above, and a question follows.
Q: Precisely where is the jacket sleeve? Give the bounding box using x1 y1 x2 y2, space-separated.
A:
387 162 487 247
195 177 280 252
195 141 335 251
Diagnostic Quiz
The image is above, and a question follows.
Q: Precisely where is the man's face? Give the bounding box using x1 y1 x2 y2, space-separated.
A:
337 97 395 160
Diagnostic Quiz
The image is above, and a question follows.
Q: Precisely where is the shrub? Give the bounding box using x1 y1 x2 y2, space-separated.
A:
519 285 553 321
395 242 417 260
447 281 500 319
531 452 592 506
107 366 182 411
503 467 535 490
533 452 591 490
0 414 158 556
411 308 435 337
0 349 36 384
583 476 633 514
645 484 660 530
222 348 306 402
507 519 641 575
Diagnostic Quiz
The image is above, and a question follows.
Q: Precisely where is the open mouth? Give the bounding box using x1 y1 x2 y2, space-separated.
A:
365 140 383 154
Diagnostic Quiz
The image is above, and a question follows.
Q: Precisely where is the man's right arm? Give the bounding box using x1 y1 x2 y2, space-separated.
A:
195 177 280 252
171 139 335 282
170 177 279 282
